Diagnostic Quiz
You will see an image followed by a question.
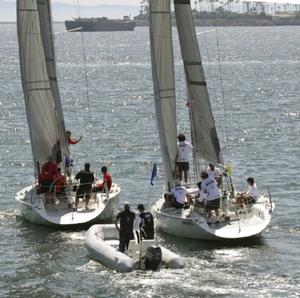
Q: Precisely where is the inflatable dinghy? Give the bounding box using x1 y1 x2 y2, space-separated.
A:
85 224 185 272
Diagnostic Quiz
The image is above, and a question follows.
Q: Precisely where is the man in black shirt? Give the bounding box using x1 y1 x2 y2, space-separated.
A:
74 163 94 210
114 202 135 253
137 204 154 240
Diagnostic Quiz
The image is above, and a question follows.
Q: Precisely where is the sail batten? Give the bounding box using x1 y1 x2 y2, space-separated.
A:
149 0 177 188
174 0 223 165
17 0 67 175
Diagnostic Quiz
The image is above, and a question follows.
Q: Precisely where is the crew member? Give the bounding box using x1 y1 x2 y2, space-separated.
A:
200 171 221 220
74 163 94 210
66 130 82 145
136 204 154 240
115 202 135 253
176 133 193 183
170 180 191 208
94 166 112 192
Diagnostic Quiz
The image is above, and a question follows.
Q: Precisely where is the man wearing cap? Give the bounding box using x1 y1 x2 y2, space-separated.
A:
170 180 191 208
207 163 222 188
200 171 221 221
115 202 135 252
136 204 154 240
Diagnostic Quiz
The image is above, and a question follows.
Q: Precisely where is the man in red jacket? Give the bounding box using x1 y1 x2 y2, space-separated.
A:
94 166 112 193
66 130 82 145
38 158 57 204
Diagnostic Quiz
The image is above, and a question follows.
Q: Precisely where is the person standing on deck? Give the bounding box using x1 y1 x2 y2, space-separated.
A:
115 202 135 253
74 163 94 211
176 133 193 184
66 129 82 145
200 171 221 221
207 163 222 188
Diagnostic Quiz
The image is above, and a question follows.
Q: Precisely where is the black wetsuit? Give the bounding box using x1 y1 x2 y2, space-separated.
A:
139 211 154 239
116 209 135 252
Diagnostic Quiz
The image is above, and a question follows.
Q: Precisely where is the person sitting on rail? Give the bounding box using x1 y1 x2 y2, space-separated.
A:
38 157 57 204
93 166 112 193
194 181 208 208
53 167 67 199
235 177 258 207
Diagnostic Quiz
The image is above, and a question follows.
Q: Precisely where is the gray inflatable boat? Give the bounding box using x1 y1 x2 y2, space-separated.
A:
85 224 185 272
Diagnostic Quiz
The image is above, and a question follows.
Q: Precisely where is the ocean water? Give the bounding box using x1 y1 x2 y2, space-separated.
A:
0 24 299 297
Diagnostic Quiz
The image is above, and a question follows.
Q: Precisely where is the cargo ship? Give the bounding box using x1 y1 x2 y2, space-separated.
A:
65 16 136 32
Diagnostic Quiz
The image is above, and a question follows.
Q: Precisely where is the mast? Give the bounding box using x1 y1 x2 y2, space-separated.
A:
174 0 223 171
17 0 68 176
149 0 177 189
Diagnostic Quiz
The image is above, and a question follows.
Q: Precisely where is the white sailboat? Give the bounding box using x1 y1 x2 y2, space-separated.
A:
15 0 120 227
149 0 274 240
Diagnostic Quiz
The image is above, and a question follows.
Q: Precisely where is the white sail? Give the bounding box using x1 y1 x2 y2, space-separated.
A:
17 0 67 175
174 0 223 165
149 0 177 188
37 0 69 158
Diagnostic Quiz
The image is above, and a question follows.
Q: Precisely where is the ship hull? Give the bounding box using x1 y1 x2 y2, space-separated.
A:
65 20 136 32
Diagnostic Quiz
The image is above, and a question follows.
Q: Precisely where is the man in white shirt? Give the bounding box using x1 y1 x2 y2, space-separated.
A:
170 181 191 208
201 171 221 220
176 133 193 183
245 177 258 201
236 177 259 207
207 163 222 188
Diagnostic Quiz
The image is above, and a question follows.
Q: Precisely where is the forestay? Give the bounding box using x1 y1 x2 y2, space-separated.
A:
174 0 223 166
149 0 177 188
17 0 68 175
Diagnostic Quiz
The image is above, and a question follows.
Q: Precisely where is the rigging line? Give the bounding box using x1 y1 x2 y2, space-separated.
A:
200 30 226 147
74 0 95 163
215 27 231 158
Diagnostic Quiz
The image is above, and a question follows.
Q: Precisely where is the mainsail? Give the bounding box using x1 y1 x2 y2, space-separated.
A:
37 0 68 157
149 0 177 188
174 0 223 166
17 0 68 175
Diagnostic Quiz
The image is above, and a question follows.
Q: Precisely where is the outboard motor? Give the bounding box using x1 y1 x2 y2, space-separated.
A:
142 246 162 270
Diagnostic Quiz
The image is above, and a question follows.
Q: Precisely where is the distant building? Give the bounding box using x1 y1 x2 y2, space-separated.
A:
138 0 300 16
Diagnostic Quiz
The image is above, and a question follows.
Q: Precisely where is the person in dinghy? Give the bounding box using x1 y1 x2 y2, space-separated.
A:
136 204 154 240
115 202 135 253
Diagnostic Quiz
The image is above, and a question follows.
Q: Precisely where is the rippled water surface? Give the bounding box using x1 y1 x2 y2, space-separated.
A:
0 24 299 297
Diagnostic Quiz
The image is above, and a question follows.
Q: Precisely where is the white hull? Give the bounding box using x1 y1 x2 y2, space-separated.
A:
153 195 274 241
85 224 185 272
15 183 121 227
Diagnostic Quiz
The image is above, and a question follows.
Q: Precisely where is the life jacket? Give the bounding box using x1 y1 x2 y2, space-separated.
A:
139 212 154 239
